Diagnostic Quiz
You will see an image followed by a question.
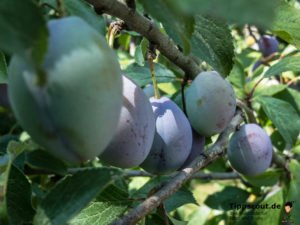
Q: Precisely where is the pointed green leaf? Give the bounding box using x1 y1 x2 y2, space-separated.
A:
26 150 67 175
165 186 197 213
0 0 48 55
138 0 194 52
33 168 121 225
125 63 177 86
181 0 278 28
265 56 300 77
287 160 300 224
256 96 300 144
272 2 300 48
204 186 250 211
191 15 234 76
6 165 35 225
252 188 283 225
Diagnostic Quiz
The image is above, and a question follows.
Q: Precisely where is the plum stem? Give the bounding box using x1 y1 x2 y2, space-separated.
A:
236 99 257 124
56 0 66 17
147 44 160 99
108 20 127 48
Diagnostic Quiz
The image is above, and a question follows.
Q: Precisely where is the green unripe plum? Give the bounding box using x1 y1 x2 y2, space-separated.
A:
186 71 236 136
228 124 273 176
8 17 122 163
141 97 192 174
100 75 155 168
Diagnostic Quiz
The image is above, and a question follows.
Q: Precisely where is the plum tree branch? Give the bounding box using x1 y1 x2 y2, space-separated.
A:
123 170 240 180
111 110 243 225
85 0 201 78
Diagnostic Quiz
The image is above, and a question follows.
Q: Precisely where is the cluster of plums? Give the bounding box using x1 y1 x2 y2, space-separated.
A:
6 17 273 176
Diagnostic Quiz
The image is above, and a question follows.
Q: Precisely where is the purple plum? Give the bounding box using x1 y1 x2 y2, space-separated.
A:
100 75 155 168
228 124 273 176
258 35 279 57
141 97 192 174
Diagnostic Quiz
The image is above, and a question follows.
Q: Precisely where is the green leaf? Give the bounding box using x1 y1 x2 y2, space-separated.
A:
271 131 286 151
228 60 247 98
191 15 234 76
26 150 67 175
243 169 282 187
70 185 129 225
168 215 188 225
70 201 127 225
228 60 246 89
6 165 35 225
134 45 145 66
256 96 300 144
131 176 170 199
274 87 300 115
124 63 177 86
0 0 48 55
252 188 283 225
64 0 106 35
138 0 194 52
181 0 278 28
7 141 28 160
272 2 300 48
287 160 300 224
164 186 197 212
265 56 300 77
204 186 250 211
33 168 121 225
187 206 211 225
291 145 300 154
253 84 287 98
41 0 105 35
0 135 18 155
0 52 7 83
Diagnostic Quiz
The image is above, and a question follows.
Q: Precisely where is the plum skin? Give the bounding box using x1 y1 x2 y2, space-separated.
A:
8 17 122 164
185 71 236 136
140 97 192 174
258 35 279 57
228 124 273 176
180 130 205 168
100 75 155 168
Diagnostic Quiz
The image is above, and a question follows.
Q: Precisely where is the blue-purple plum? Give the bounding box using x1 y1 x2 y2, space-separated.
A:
141 97 192 174
8 17 122 164
100 75 155 168
258 35 279 57
180 130 205 168
228 124 273 176
185 71 236 136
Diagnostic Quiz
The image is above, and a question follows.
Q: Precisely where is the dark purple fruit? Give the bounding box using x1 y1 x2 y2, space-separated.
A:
180 130 205 168
140 97 192 174
228 124 273 176
100 75 155 168
258 35 279 57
